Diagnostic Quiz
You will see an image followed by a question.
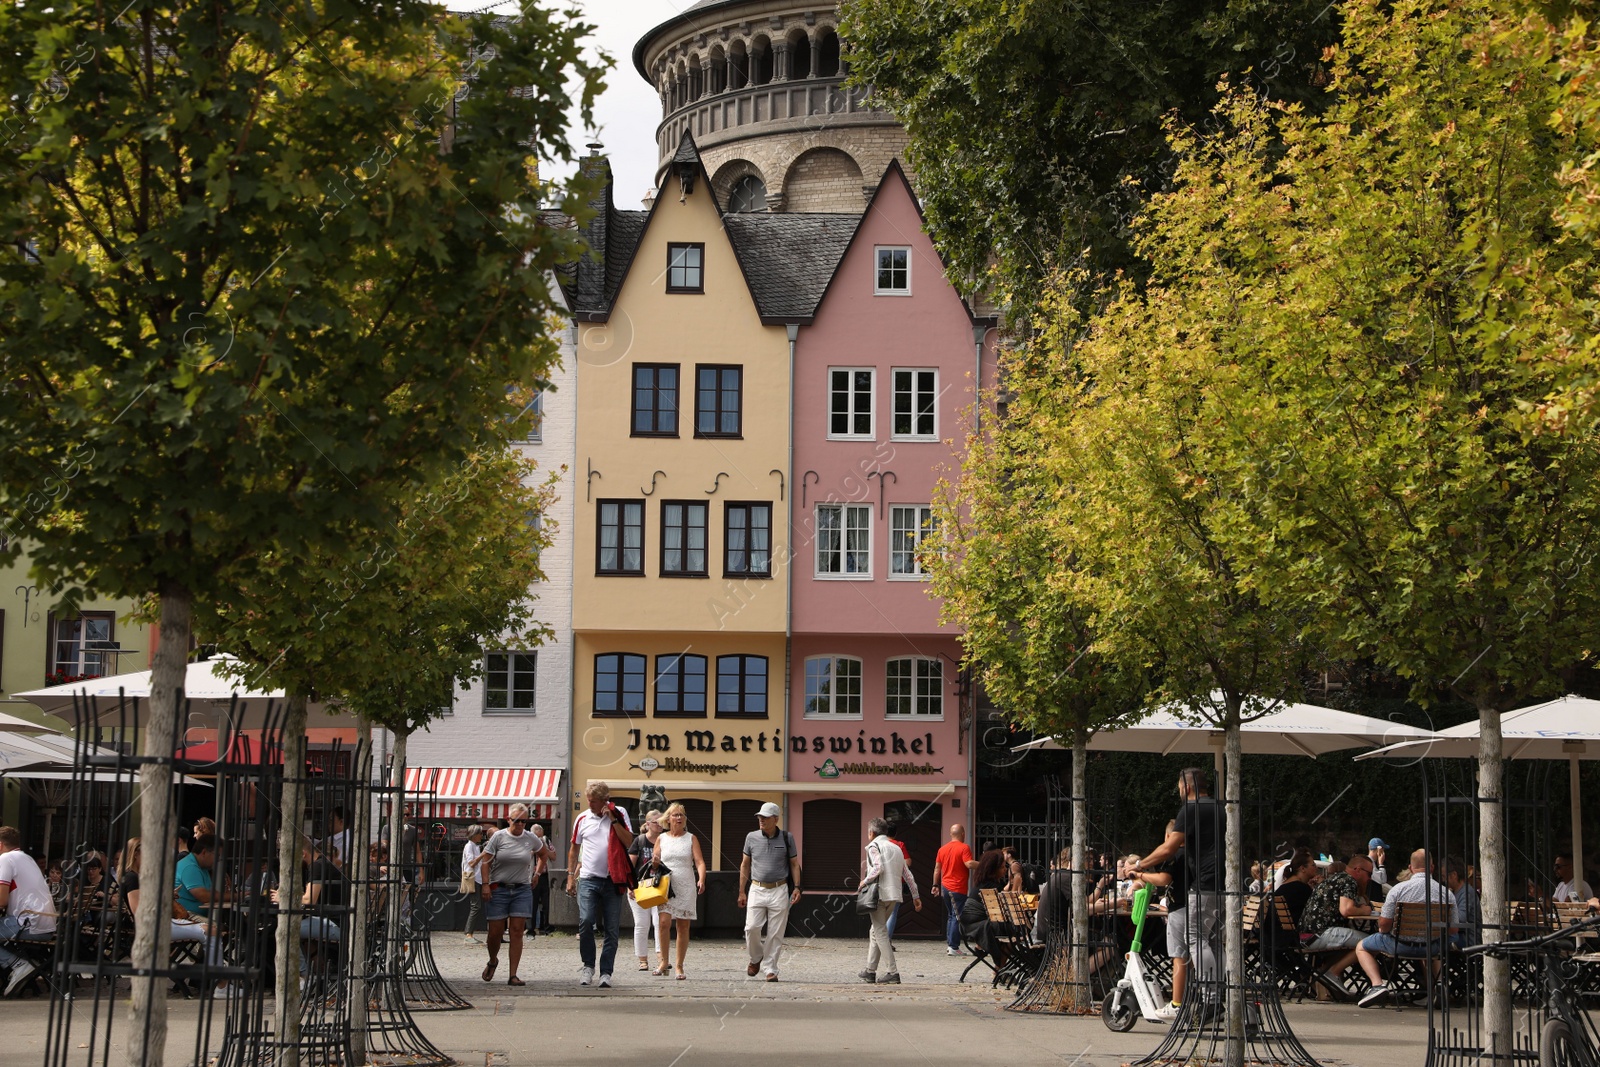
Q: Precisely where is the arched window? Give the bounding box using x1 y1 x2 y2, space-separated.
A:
709 46 727 94
804 655 862 716
727 174 768 213
751 36 773 85
787 29 811 80
816 29 841 78
688 56 703 101
729 40 749 91
885 657 943 718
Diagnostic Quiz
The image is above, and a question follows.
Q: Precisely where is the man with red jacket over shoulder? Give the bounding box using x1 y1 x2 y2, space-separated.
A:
565 781 633 988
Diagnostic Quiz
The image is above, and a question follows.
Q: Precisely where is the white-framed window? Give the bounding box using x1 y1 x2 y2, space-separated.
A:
828 367 874 439
890 505 935 577
524 390 543 443
815 503 872 577
485 651 537 713
891 368 937 439
804 656 863 718
885 657 943 718
875 246 910 295
48 612 114 682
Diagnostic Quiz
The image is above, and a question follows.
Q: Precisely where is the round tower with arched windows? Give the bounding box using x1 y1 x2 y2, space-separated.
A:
634 0 910 213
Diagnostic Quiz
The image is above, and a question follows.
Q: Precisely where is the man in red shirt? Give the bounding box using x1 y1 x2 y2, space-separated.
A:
930 824 977 955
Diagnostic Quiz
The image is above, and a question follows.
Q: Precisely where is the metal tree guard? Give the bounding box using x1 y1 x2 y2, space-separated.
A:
1420 757 1559 1067
1131 788 1320 1067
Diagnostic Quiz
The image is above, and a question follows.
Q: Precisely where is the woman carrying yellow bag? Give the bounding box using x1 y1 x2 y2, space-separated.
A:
625 811 664 969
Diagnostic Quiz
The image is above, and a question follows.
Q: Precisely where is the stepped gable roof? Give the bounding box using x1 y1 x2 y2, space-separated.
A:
722 213 858 322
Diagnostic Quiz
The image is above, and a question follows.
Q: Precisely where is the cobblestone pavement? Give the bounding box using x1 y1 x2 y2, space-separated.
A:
0 933 1434 1067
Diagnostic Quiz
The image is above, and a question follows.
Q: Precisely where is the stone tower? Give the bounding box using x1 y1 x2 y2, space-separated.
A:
633 0 909 213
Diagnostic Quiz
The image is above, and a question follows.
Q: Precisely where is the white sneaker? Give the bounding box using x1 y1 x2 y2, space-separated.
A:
1154 1003 1180 1022
578 967 593 987
214 984 241 1000
597 974 612 988
946 946 960 956
5 961 38 997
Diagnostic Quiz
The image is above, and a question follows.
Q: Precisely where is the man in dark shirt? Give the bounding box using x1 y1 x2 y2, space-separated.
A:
1136 767 1225 1011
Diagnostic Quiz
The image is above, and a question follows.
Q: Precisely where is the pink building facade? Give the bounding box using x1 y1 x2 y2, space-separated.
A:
785 164 994 932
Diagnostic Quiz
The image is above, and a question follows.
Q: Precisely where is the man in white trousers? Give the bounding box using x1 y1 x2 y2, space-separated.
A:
738 802 801 981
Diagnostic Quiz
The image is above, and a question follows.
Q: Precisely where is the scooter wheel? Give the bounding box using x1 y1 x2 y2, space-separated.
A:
1101 991 1138 1032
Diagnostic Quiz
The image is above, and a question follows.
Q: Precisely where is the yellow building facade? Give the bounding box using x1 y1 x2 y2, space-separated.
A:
566 134 854 866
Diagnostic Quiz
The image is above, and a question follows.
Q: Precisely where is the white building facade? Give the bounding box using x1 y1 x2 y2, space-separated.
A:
406 282 577 851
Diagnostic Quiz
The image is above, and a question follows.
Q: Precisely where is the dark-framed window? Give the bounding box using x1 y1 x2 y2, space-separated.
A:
655 653 708 717
715 655 768 717
597 499 645 575
724 502 772 577
694 364 743 438
485 651 537 713
660 500 709 577
631 364 679 436
667 243 704 293
594 653 647 716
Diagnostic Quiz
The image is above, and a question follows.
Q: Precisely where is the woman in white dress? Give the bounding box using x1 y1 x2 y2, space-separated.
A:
626 810 663 970
652 802 706 979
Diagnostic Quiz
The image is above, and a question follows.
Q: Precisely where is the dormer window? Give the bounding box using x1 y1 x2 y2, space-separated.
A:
667 243 704 293
875 246 910 295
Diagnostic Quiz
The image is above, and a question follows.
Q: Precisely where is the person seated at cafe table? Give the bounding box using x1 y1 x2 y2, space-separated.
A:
1274 850 1321 930
1299 852 1376 1002
1444 856 1481 948
1355 849 1458 1008
121 837 233 997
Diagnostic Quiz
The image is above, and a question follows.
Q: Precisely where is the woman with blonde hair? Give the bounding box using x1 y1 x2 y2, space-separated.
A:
626 810 663 970
121 837 230 996
652 802 706 979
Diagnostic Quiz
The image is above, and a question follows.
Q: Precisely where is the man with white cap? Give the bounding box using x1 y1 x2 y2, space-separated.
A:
738 801 801 981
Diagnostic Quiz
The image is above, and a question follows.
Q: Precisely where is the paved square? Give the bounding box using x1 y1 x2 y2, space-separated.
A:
0 934 1436 1067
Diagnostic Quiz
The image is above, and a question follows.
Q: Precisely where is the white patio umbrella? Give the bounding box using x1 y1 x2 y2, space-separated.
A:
14 654 345 730
1355 694 1600 900
0 730 209 865
0 708 63 733
1015 697 1437 790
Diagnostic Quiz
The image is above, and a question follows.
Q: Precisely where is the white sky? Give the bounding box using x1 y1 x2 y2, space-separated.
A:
444 0 687 207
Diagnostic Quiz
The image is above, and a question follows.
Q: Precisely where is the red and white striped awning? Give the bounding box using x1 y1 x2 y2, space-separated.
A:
402 766 563 822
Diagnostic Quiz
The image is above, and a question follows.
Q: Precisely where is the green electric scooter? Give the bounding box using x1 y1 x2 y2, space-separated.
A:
1101 883 1168 1031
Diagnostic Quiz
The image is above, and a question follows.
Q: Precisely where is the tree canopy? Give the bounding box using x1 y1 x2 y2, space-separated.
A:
840 0 1341 310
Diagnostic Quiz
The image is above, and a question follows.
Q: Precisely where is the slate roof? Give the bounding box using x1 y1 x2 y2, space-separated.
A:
724 213 858 321
568 130 862 323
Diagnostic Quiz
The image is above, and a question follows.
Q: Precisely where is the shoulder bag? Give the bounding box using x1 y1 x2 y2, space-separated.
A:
855 843 884 914
634 863 670 909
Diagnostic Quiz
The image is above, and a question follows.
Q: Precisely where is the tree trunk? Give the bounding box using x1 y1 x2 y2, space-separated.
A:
128 584 189 1067
387 730 409 980
1068 722 1091 1010
1223 718 1244 1067
347 717 372 1064
1479 704 1510 1061
273 693 308 1067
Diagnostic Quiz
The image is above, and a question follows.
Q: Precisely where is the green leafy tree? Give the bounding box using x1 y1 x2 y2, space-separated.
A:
206 446 553 1053
0 2 601 1059
1047 0 1600 1047
928 363 1145 1009
1033 262 1316 1056
839 0 1340 311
